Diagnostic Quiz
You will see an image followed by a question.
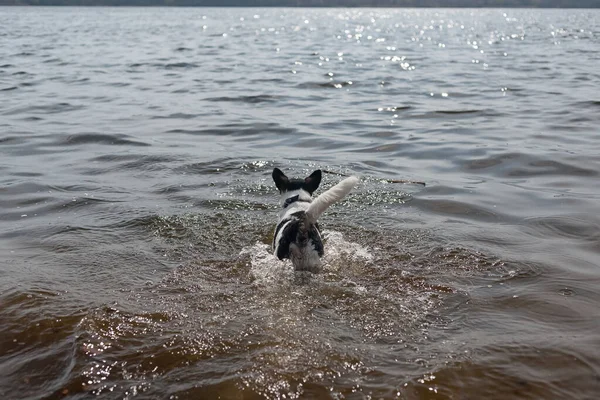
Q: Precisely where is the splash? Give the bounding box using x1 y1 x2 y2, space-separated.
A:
239 242 295 286
320 230 373 272
240 230 373 287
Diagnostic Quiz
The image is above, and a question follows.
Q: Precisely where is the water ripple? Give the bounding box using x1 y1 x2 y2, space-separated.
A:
56 133 150 147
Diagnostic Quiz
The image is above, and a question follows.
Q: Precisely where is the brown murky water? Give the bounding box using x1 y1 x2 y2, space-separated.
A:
1 7 599 399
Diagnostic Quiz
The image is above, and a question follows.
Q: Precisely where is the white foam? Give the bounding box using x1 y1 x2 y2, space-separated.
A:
320 230 373 273
239 230 372 285
239 243 294 286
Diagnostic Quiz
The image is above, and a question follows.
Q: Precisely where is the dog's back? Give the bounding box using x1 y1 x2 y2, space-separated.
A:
273 209 324 272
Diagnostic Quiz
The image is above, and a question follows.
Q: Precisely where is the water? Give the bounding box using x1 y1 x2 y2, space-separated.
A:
1 6 599 399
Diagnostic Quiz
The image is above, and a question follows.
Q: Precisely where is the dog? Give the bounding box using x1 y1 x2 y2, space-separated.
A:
271 168 358 272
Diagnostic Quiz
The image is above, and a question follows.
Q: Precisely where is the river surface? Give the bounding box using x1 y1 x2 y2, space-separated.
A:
1 6 599 399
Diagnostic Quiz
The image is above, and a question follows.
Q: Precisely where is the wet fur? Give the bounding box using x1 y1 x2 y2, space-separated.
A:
271 168 358 273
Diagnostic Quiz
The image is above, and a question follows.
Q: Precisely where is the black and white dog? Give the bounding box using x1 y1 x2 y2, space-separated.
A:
271 168 358 272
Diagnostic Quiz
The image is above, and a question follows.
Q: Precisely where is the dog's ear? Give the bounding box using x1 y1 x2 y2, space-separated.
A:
272 168 289 192
304 170 322 194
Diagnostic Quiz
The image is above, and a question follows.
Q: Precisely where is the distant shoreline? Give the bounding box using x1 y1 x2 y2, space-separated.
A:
1 0 598 9
1 5 599 8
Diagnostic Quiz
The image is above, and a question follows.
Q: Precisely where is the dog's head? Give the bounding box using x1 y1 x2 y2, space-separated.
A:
272 168 322 197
